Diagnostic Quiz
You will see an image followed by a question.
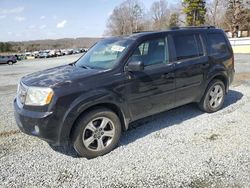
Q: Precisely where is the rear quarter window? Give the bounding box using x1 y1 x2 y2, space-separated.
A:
207 33 229 56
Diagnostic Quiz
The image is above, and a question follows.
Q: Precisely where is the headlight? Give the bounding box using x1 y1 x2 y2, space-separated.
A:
25 87 54 106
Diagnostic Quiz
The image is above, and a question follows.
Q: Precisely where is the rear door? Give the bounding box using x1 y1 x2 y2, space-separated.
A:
169 31 209 106
124 36 176 120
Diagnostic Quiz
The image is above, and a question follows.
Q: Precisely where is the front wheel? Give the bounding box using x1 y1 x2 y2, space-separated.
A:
8 61 13 65
199 79 225 113
72 108 122 158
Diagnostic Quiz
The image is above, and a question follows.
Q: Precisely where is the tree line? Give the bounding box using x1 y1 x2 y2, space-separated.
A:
0 38 100 53
106 0 250 37
0 42 13 53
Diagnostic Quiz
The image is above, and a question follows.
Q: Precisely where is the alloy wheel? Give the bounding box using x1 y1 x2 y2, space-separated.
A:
209 84 224 109
82 117 115 151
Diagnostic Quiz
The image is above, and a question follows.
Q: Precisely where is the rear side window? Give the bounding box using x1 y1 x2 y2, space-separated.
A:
207 33 229 56
173 34 204 60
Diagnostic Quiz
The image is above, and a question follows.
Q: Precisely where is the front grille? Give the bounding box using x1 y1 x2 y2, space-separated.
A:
17 82 27 106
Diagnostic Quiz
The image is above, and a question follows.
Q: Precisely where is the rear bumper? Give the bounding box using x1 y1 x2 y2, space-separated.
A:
14 98 66 146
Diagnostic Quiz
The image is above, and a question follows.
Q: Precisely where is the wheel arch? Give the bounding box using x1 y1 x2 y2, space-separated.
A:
208 73 229 93
197 71 229 103
68 102 128 142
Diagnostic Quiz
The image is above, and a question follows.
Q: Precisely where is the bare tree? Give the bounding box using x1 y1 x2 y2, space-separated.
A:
206 0 227 27
150 0 170 30
106 0 145 36
106 8 128 35
241 1 250 36
224 0 245 37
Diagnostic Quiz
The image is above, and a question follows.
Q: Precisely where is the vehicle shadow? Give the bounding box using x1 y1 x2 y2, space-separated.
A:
49 89 243 157
49 144 78 157
120 89 243 146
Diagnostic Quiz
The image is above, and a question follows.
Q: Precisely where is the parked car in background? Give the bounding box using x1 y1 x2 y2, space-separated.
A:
73 49 81 54
61 49 73 56
61 49 67 56
48 50 56 58
25 52 32 57
38 51 49 58
16 54 26 61
67 49 74 55
0 55 17 65
33 51 40 58
55 50 63 56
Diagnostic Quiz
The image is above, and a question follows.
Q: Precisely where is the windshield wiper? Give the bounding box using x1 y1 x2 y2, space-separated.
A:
69 61 76 66
79 65 90 69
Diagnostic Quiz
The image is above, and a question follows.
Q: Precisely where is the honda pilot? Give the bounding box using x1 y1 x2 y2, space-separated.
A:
14 26 235 158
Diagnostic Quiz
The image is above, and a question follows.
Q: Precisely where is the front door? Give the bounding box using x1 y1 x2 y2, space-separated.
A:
124 37 176 121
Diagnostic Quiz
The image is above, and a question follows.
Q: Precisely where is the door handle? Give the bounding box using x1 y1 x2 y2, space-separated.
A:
162 72 174 79
200 63 209 68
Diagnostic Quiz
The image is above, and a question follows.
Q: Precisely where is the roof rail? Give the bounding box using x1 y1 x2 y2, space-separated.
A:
132 30 154 34
171 26 216 30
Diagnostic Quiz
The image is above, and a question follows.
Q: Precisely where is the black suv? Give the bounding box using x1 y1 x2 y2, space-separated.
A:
14 26 234 158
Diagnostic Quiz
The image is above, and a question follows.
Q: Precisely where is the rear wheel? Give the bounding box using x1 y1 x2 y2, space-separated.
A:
72 108 121 158
199 79 225 113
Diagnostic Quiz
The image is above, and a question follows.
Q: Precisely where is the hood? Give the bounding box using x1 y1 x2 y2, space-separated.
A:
21 64 101 88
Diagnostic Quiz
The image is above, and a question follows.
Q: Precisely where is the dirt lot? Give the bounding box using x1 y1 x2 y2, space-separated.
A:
0 54 250 187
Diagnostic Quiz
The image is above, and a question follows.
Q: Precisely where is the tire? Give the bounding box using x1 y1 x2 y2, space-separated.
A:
8 61 13 65
198 79 225 113
72 108 122 158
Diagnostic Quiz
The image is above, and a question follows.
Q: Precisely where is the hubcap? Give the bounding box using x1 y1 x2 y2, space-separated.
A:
82 117 115 151
209 84 224 109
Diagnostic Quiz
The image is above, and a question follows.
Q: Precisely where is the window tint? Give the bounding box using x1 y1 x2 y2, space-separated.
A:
130 38 168 66
207 33 229 56
173 34 204 60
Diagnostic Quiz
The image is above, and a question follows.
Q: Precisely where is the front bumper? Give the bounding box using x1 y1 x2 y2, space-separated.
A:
14 98 64 145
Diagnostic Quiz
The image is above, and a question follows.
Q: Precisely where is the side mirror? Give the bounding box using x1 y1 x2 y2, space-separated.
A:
127 61 144 72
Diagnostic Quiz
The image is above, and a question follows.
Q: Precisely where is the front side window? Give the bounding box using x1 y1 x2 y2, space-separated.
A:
173 34 204 60
75 37 133 70
129 38 168 67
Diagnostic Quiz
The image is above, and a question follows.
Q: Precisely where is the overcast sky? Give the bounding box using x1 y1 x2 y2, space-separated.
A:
0 0 177 42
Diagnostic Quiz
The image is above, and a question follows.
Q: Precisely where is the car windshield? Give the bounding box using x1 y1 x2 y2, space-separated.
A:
75 37 133 70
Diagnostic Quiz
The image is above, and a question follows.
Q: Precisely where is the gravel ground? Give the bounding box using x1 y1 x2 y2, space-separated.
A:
0 54 250 187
